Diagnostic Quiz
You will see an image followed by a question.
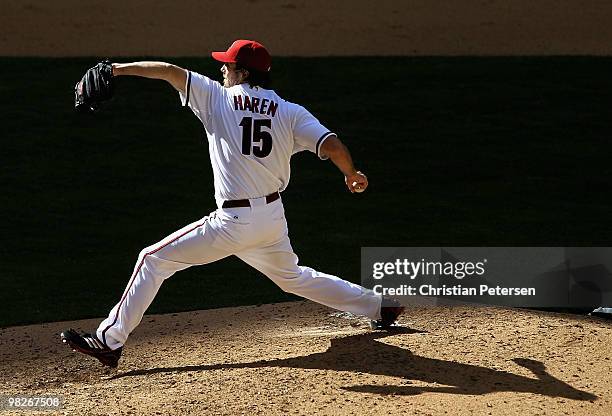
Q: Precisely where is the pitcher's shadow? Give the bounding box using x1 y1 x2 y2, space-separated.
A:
111 327 596 400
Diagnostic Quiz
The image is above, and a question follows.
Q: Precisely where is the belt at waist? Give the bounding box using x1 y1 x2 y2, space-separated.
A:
222 192 280 208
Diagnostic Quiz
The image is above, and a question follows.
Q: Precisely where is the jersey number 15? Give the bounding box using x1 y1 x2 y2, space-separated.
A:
239 117 272 158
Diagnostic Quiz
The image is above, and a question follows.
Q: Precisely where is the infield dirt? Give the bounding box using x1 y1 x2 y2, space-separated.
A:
1 301 611 415
2 0 612 56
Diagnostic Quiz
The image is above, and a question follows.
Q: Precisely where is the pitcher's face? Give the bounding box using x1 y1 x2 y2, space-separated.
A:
221 63 246 88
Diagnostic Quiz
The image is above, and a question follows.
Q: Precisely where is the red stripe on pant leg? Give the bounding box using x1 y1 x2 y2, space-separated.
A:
101 216 211 346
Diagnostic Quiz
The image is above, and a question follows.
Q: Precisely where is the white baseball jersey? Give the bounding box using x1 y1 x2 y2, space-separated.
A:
179 71 335 207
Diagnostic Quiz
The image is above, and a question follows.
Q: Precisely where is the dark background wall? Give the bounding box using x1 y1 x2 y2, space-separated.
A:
2 56 612 326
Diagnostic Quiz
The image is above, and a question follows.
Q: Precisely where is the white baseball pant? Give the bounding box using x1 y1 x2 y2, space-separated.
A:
97 197 382 350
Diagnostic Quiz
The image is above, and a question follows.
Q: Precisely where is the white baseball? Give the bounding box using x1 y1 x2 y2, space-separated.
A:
352 181 365 193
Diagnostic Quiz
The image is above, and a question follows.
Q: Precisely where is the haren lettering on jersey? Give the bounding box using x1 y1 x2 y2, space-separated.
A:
234 95 278 117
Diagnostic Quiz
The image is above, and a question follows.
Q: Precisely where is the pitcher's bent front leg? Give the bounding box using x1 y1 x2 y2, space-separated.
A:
97 214 232 349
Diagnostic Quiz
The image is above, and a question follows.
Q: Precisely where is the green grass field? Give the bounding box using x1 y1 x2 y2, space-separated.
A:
2 57 612 327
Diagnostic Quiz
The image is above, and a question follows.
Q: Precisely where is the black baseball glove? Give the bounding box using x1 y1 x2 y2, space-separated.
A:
74 60 114 113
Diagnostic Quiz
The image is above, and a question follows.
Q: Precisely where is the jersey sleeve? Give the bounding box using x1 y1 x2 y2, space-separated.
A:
178 71 222 125
292 105 335 160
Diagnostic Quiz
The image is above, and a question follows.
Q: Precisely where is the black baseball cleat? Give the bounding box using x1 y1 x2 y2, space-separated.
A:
370 298 405 330
590 307 612 320
60 328 122 368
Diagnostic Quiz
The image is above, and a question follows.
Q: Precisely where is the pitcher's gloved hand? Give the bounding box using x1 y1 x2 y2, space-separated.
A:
74 60 114 113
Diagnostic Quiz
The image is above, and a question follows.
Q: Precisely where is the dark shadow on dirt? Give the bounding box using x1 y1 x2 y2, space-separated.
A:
110 327 596 400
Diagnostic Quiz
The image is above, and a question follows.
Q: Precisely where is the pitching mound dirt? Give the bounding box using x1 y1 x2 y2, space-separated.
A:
1 301 611 415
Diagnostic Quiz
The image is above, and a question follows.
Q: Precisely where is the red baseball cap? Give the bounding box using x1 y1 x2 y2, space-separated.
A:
212 40 272 72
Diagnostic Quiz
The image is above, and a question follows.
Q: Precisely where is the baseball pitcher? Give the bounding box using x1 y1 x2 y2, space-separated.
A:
62 40 404 367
